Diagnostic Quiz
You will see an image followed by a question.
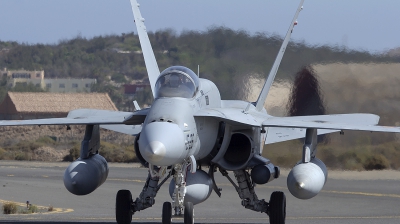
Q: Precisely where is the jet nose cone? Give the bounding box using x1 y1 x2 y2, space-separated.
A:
295 182 305 190
138 122 186 166
144 141 167 162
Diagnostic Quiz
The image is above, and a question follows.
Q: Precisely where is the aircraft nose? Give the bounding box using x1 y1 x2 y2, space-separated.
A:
147 141 166 162
138 122 186 166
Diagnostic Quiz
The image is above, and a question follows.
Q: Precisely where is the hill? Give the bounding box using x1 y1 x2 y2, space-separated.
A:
1 28 400 169
1 27 398 109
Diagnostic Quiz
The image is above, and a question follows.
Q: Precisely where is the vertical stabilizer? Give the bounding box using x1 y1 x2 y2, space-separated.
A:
255 0 304 112
130 0 160 98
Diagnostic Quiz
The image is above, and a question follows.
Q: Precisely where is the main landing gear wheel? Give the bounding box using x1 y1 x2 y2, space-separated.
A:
184 202 194 224
162 201 172 224
268 191 286 224
116 190 133 224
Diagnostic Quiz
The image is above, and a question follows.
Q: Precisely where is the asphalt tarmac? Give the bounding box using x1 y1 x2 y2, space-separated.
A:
1 161 400 224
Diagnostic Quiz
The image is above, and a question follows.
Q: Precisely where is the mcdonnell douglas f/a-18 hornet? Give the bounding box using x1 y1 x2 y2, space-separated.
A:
3 0 400 224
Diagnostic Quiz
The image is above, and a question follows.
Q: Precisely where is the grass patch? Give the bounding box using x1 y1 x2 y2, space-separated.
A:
28 204 38 213
2 202 18 214
264 139 400 171
2 202 49 214
63 141 137 163
0 136 59 160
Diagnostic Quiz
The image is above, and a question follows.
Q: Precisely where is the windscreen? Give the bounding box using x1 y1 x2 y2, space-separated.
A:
155 66 199 98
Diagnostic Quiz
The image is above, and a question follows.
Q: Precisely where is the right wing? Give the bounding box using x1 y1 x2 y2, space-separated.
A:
0 108 148 126
100 124 142 136
130 0 160 97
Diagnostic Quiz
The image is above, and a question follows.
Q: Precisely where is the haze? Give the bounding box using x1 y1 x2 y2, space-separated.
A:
0 0 399 53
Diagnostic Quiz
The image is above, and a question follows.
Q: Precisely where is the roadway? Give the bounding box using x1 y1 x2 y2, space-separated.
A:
1 161 400 224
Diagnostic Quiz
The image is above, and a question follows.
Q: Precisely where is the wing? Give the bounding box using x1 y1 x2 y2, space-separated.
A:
265 128 336 144
0 108 148 127
130 0 160 97
196 106 400 143
262 115 400 133
100 124 142 136
195 107 261 126
264 113 381 143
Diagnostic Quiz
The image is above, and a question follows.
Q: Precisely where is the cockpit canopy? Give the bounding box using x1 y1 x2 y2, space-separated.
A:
155 66 199 99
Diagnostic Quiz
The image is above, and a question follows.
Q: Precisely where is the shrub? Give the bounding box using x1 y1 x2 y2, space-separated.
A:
100 141 137 162
0 147 6 159
2 202 18 214
36 136 57 145
28 204 38 213
63 143 80 161
14 152 29 161
363 154 390 170
111 73 127 83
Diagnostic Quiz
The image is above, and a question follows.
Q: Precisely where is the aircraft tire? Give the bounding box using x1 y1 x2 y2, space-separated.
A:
269 191 286 224
162 201 172 224
184 202 194 224
116 189 133 224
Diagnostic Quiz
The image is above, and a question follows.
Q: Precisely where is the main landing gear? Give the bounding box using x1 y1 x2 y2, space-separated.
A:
115 157 196 224
115 190 133 224
221 169 286 224
269 191 286 224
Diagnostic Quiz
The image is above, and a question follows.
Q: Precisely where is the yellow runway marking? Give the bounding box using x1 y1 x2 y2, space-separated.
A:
108 178 146 183
321 189 400 198
0 199 74 215
6 174 14 177
9 215 400 221
288 215 400 220
111 179 400 199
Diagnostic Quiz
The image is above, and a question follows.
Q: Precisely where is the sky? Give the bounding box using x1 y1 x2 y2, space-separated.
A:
0 0 399 53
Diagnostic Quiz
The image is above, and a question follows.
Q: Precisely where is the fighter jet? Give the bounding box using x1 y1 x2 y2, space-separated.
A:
2 0 400 224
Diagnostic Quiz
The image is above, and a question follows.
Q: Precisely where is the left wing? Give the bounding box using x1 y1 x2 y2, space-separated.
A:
265 128 336 144
262 116 400 133
195 106 400 142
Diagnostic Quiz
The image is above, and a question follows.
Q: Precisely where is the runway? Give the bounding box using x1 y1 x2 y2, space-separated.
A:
1 161 400 224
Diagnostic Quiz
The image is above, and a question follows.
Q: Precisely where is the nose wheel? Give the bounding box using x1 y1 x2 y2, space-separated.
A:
116 190 133 224
184 202 194 224
162 201 194 224
268 191 286 224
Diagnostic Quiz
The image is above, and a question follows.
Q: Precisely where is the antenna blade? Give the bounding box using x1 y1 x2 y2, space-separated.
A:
130 0 160 98
255 0 304 112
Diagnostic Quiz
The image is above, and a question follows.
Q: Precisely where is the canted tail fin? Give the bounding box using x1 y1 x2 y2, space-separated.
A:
255 0 304 112
130 0 160 98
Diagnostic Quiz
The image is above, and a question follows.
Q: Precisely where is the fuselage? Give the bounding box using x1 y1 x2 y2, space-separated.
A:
137 66 271 171
137 66 222 166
